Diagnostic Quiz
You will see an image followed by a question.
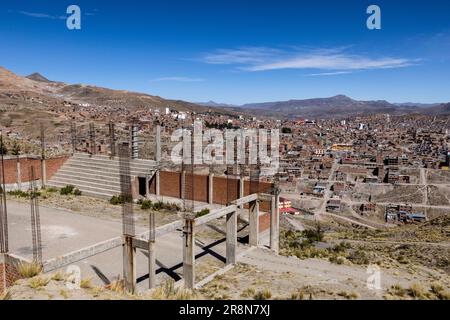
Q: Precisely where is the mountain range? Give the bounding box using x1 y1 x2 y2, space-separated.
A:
1 66 449 123
199 95 450 119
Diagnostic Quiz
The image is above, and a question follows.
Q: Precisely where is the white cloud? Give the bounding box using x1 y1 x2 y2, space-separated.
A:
201 47 418 73
17 11 66 20
152 77 205 82
306 71 355 77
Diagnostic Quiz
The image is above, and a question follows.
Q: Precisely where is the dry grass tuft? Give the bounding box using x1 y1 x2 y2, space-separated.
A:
28 276 50 289
408 283 426 299
80 278 93 289
150 280 196 300
17 262 42 278
106 279 125 294
0 291 12 300
51 272 65 282
240 287 256 298
253 289 272 300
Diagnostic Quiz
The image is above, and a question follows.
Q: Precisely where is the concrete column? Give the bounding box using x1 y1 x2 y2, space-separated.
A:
181 170 186 200
145 175 150 198
155 124 161 197
123 236 136 293
149 211 156 289
239 177 245 209
208 173 214 204
40 159 46 188
155 171 160 196
182 219 195 289
226 210 237 265
148 241 156 289
249 200 259 246
155 125 161 162
16 157 21 190
270 195 280 254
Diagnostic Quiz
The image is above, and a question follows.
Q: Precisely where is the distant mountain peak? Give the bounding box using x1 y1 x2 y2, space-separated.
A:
26 72 52 83
330 94 353 100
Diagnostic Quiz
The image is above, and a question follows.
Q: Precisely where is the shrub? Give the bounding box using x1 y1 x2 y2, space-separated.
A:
140 200 153 210
60 185 75 195
110 194 132 205
73 188 82 196
7 190 29 198
195 208 210 218
302 224 324 243
164 202 181 212
347 249 370 265
152 201 163 211
46 187 58 193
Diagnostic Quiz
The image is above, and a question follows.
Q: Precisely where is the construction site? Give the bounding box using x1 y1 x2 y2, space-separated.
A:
0 119 283 296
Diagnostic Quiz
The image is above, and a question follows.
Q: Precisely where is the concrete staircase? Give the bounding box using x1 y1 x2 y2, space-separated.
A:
48 153 157 199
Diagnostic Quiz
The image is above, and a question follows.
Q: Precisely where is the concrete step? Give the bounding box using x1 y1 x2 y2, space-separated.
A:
48 178 121 194
67 156 156 169
72 153 157 166
66 157 157 172
54 168 155 181
62 162 153 176
48 153 157 200
46 181 114 200
49 177 121 192
52 172 122 186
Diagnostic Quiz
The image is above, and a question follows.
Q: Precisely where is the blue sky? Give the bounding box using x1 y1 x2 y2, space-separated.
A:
1 0 450 104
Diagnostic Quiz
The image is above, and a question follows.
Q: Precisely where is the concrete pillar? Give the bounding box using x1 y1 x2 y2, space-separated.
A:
208 173 214 204
155 124 161 197
249 200 259 246
226 210 237 265
182 219 195 289
145 175 150 198
40 159 46 188
130 176 139 200
155 125 161 163
148 241 156 289
16 157 21 190
155 171 160 196
123 236 136 293
181 170 186 200
148 211 156 289
270 195 280 254
239 177 245 208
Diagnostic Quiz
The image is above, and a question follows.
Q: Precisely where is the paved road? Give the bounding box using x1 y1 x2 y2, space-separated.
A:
6 200 245 291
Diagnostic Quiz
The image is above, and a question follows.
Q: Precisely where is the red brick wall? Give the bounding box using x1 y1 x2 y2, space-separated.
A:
148 170 276 233
150 170 274 209
159 171 181 198
0 263 5 293
0 260 20 294
2 156 69 184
